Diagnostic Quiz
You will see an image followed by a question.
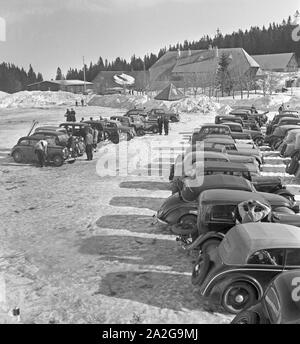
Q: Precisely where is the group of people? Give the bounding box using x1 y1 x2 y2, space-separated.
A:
75 99 85 107
278 103 290 113
157 114 169 136
65 109 76 122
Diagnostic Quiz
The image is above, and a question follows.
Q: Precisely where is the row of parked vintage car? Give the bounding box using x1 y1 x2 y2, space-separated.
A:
154 105 300 323
10 107 179 166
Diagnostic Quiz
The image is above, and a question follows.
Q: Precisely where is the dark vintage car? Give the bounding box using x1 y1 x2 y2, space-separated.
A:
229 110 260 130
169 149 259 184
232 106 269 124
11 136 74 166
155 178 298 231
101 120 134 143
34 126 67 134
188 136 263 166
59 122 90 138
191 124 231 144
221 122 264 146
191 223 300 314
215 115 244 126
231 270 300 324
124 114 159 134
266 113 300 135
280 129 300 158
265 125 300 149
30 131 69 147
124 108 148 118
110 115 141 136
147 108 180 122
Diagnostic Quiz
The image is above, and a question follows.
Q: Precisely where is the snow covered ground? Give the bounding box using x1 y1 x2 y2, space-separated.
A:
0 87 300 324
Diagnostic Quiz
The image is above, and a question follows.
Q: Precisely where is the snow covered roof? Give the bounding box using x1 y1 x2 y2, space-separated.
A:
252 53 296 71
28 80 93 87
149 48 260 90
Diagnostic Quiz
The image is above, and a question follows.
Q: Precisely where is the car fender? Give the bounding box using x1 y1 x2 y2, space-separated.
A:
198 232 225 248
203 271 263 300
161 202 198 225
273 189 294 199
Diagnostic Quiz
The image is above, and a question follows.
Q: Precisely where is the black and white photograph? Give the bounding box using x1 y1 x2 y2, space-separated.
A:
1 0 300 327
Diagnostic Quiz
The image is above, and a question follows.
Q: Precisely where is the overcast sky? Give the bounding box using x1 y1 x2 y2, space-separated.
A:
0 0 299 79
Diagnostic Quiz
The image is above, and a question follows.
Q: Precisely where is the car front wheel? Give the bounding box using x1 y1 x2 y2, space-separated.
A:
231 310 260 324
12 150 23 163
254 137 264 146
52 155 64 167
222 282 257 314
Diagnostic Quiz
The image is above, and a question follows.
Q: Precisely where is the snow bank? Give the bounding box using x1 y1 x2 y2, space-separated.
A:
0 91 86 109
89 94 220 114
0 91 8 99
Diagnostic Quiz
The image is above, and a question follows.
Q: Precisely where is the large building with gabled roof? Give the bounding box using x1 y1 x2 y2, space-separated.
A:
148 47 260 91
252 53 298 72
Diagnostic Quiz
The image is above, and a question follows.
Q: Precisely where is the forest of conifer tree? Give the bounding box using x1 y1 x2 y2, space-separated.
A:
0 15 299 93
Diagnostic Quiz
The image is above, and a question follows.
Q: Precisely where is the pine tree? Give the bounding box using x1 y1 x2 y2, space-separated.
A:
55 67 63 80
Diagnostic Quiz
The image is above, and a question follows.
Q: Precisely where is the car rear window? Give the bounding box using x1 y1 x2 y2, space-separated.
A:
285 249 300 266
210 205 235 221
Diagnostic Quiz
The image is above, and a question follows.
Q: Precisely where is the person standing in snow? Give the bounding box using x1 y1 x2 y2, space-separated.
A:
163 115 169 136
34 140 48 167
70 108 76 122
157 115 163 135
85 130 94 161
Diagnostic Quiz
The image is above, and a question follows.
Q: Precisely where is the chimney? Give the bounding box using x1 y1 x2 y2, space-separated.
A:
188 48 192 57
177 48 181 59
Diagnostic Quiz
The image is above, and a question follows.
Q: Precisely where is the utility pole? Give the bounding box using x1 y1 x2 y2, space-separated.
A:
83 56 87 94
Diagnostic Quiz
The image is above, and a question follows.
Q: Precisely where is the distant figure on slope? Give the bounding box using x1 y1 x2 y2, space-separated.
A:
81 98 84 107
278 103 284 113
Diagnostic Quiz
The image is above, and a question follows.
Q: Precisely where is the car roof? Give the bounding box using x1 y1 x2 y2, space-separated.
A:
201 161 256 172
200 189 269 205
185 175 253 192
204 136 235 144
219 223 300 265
201 123 229 128
32 131 66 136
222 122 242 127
275 125 300 132
278 117 300 122
60 122 89 126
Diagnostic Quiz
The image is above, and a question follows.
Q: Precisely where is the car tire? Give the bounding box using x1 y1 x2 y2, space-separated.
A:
137 128 145 136
222 282 257 314
152 127 159 134
286 159 299 175
254 137 264 146
52 155 64 167
201 238 222 254
231 311 260 324
103 131 110 141
12 150 23 163
171 214 197 235
191 253 210 286
126 133 132 141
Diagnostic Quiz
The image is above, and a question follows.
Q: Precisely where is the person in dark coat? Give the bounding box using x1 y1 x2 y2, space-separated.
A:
65 109 72 122
70 108 76 122
85 129 94 161
163 115 169 136
157 115 163 135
